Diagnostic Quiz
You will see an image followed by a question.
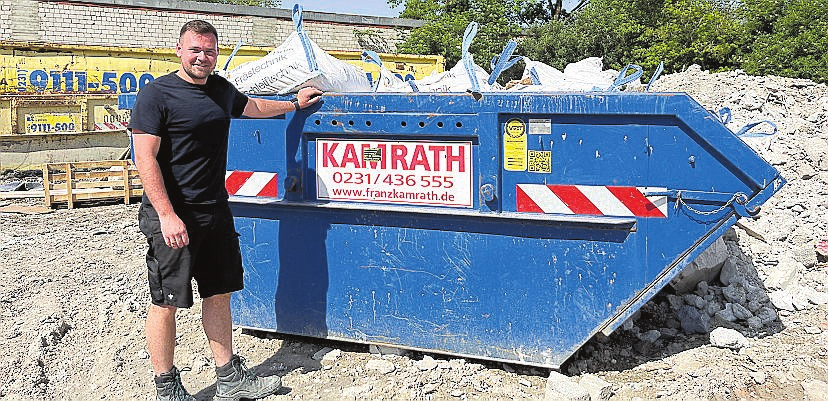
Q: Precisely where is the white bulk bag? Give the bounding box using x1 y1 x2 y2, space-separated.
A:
361 51 413 93
513 57 645 92
521 57 566 87
561 57 617 90
226 4 371 94
408 22 501 93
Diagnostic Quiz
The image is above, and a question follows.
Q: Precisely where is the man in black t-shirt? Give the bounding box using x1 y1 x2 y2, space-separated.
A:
129 20 321 401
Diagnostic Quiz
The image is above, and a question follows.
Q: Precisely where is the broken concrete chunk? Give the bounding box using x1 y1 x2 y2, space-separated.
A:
678 305 710 334
544 371 590 401
768 291 796 311
723 284 748 305
365 359 396 374
312 347 333 360
671 237 728 293
578 374 613 401
719 259 740 287
731 303 754 320
415 355 439 371
715 304 738 322
763 254 801 290
801 379 828 401
709 327 749 350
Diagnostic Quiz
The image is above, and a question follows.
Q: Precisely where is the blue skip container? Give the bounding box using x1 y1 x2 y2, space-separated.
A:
121 92 784 368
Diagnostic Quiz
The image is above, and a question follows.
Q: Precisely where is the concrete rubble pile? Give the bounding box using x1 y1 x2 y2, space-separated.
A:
656 65 828 330
560 65 828 378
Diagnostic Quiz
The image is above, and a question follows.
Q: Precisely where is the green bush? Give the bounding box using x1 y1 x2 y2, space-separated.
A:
391 0 828 83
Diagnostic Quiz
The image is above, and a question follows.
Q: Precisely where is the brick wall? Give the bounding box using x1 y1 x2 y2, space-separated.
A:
0 1 10 40
5 0 415 52
3 0 39 41
38 2 256 49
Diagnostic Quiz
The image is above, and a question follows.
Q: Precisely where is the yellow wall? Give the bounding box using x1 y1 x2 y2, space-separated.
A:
0 42 444 95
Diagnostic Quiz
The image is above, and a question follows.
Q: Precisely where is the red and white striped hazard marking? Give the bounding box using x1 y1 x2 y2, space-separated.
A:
225 171 278 198
516 184 668 218
94 122 128 131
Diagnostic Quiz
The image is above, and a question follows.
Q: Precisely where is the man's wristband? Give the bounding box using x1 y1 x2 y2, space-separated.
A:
291 98 300 111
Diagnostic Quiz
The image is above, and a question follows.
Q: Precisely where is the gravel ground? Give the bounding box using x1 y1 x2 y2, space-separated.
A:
0 67 827 400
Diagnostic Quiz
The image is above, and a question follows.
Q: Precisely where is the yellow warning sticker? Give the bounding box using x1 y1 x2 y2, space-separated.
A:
528 150 552 173
504 119 527 171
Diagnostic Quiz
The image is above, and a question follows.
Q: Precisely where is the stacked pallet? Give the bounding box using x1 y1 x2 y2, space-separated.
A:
42 160 142 208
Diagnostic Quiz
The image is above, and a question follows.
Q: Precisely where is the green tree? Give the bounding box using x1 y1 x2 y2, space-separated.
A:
740 0 828 82
393 0 828 84
520 0 651 71
389 0 535 69
520 0 743 78
643 0 742 72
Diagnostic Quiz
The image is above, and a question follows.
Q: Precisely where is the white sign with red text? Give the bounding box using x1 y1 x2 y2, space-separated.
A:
316 139 473 208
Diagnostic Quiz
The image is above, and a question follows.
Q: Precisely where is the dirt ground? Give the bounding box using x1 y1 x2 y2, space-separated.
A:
0 198 825 401
1 67 828 400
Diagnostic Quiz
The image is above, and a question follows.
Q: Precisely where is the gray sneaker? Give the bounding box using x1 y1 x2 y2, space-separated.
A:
214 355 281 401
155 366 195 401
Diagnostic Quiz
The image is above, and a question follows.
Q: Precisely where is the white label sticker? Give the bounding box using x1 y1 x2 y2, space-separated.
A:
316 139 473 208
529 118 552 135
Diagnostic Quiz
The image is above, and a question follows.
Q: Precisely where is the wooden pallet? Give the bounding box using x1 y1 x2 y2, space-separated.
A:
42 160 143 208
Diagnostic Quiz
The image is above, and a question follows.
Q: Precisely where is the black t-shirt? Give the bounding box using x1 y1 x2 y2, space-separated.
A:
128 72 248 206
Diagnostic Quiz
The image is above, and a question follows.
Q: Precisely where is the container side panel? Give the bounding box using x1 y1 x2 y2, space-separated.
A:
231 203 641 367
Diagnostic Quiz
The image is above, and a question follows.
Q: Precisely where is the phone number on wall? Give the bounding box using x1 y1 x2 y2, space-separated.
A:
14 70 156 93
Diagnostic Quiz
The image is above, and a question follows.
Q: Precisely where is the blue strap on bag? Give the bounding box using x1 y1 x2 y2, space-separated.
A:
222 40 244 73
711 106 777 138
488 40 522 85
608 64 643 91
461 22 481 93
646 61 664 91
292 4 318 72
715 107 732 124
361 51 383 92
529 67 542 85
736 120 778 138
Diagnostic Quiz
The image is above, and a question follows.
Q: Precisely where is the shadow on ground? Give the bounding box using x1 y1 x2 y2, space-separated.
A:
193 332 367 399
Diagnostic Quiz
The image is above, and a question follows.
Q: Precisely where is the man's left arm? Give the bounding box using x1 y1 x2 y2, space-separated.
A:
242 87 323 118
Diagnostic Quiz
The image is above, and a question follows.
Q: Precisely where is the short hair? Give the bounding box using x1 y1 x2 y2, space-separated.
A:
180 20 219 42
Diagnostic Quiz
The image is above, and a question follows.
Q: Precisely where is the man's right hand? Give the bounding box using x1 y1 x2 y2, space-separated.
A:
296 87 323 109
159 213 189 249
133 131 189 249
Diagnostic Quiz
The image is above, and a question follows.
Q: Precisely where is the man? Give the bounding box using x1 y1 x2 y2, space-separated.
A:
129 20 321 401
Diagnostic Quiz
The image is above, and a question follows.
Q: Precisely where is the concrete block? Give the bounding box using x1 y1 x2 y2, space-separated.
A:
670 237 728 293
764 253 801 290
802 379 828 401
768 290 795 311
578 374 612 401
545 371 590 401
709 327 749 350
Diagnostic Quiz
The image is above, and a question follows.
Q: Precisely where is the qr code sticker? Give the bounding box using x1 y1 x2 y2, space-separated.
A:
528 150 551 173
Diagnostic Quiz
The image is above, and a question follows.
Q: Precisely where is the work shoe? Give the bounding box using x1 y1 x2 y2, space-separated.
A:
154 366 195 401
214 355 281 401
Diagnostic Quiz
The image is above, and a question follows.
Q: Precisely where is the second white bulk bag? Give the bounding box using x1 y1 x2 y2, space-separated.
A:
408 22 501 93
361 51 413 93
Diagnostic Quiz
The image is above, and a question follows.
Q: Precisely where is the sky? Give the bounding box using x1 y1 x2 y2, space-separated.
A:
294 1 403 17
